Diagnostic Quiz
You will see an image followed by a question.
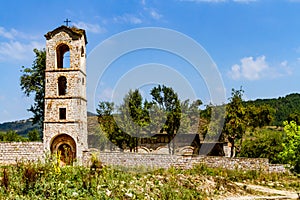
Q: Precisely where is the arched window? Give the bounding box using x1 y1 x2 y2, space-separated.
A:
56 44 70 68
58 76 67 95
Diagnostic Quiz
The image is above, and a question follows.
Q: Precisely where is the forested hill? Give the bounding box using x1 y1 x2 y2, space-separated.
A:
245 93 300 126
0 112 97 136
0 119 38 137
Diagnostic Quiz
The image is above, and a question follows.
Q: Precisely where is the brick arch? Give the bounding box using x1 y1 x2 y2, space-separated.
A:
56 43 70 68
51 134 76 165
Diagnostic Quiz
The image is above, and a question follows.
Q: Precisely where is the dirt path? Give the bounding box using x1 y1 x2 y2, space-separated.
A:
224 182 299 200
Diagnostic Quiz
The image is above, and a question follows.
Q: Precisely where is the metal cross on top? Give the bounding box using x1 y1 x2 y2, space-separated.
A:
64 18 71 26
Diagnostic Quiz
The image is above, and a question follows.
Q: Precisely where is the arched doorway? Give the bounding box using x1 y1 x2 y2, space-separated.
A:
51 134 76 165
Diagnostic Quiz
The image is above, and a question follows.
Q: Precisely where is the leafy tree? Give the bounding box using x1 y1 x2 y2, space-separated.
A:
240 128 284 164
20 49 46 130
223 88 246 157
150 85 181 154
96 101 122 150
223 88 273 157
117 90 150 152
27 129 41 141
179 99 202 134
1 130 28 142
279 121 300 173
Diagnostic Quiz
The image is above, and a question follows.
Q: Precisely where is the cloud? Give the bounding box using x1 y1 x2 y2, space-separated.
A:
228 56 292 80
0 27 18 39
72 22 106 34
143 7 163 20
228 56 269 80
179 0 257 3
0 26 40 40
113 14 143 24
0 40 44 62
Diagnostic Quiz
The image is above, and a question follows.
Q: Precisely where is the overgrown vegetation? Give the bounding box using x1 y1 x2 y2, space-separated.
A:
240 128 284 164
0 161 298 199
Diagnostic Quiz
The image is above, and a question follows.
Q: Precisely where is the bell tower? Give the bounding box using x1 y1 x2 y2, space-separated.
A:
43 26 88 164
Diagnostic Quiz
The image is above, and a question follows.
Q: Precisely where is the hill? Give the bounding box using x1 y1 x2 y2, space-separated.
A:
0 119 38 137
245 93 300 126
0 111 98 136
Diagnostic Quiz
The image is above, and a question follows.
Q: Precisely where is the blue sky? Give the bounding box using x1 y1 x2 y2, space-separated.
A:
1 0 300 123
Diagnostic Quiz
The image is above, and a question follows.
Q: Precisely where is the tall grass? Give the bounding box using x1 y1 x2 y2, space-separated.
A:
0 160 298 199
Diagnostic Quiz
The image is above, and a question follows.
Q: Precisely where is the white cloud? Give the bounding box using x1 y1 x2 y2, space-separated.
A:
72 22 106 34
233 0 257 3
113 14 143 24
228 56 292 80
0 26 40 40
229 56 269 80
0 27 18 39
179 0 257 3
0 40 44 62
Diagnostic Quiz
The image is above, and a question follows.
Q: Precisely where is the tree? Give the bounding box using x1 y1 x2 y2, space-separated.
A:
4 130 27 142
20 48 46 129
240 128 284 164
27 129 41 141
96 101 121 150
150 85 181 154
279 121 300 174
223 88 246 157
117 89 150 152
223 88 273 157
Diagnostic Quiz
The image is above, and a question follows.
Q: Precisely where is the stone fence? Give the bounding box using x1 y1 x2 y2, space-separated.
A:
0 143 288 173
83 151 288 173
0 142 44 165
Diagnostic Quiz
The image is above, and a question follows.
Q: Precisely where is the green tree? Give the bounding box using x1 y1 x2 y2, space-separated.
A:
179 99 202 134
240 128 284 164
117 89 150 152
96 101 121 150
20 48 46 129
223 88 273 157
27 129 41 141
150 85 181 154
223 88 246 157
279 121 300 173
5 130 27 142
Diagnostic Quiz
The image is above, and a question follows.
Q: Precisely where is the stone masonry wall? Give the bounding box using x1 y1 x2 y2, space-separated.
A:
0 142 44 165
83 151 287 173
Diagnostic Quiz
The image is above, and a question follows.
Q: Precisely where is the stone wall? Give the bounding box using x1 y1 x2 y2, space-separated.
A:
0 142 44 165
83 151 287 173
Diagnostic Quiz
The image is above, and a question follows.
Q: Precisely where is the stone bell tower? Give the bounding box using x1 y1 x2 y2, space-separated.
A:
43 25 88 164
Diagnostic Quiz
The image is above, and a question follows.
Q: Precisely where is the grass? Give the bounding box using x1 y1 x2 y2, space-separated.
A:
0 158 299 199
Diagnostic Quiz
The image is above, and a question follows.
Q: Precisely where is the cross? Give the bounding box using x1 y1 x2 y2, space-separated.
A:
64 18 71 26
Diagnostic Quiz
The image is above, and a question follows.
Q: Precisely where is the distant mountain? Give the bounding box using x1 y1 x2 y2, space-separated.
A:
0 119 39 136
0 111 98 136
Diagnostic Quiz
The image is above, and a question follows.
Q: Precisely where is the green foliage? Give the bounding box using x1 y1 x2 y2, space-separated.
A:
246 93 300 126
279 121 300 174
27 129 41 141
20 48 46 129
223 88 273 157
151 85 181 154
240 128 284 164
0 130 28 142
